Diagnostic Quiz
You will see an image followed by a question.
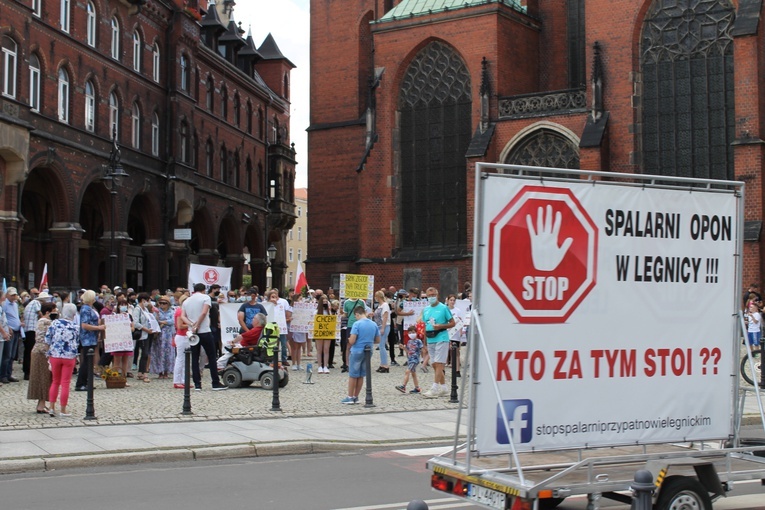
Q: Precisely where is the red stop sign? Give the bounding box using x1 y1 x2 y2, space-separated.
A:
488 185 598 323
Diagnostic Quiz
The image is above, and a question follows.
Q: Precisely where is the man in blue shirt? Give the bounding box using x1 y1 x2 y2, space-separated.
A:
1 287 22 383
422 287 455 398
237 287 267 334
342 306 380 404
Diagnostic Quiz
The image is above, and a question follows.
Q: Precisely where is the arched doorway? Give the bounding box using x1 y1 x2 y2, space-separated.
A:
78 182 109 289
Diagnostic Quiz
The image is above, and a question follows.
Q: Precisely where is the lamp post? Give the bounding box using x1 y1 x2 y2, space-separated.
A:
102 127 129 289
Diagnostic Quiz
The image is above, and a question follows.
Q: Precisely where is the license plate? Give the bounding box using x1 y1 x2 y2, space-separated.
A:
466 483 507 509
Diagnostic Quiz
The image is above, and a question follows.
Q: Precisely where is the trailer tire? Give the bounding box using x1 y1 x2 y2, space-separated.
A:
537 498 564 509
654 476 712 510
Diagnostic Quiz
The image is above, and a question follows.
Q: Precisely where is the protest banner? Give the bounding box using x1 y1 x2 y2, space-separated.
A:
291 301 316 333
188 263 233 293
263 301 288 334
219 303 241 347
339 273 374 300
402 300 428 329
313 314 339 340
103 313 133 353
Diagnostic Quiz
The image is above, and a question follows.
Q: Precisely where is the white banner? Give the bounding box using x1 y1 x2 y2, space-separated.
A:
219 303 241 349
103 313 133 353
474 171 740 453
188 263 233 293
290 301 316 333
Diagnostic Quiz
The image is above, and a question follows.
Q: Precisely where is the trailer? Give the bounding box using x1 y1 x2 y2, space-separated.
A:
427 164 765 509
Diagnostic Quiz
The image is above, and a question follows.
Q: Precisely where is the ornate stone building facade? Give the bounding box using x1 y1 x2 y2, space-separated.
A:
308 0 762 293
0 0 296 292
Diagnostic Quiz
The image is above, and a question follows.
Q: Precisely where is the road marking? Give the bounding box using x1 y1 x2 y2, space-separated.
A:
391 446 456 457
333 497 464 510
710 494 765 509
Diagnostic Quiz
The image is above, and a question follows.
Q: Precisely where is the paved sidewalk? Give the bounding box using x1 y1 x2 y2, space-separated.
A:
0 359 467 473
1 360 764 475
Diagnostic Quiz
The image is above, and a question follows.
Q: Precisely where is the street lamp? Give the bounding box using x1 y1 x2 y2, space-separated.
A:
267 244 277 265
102 126 129 289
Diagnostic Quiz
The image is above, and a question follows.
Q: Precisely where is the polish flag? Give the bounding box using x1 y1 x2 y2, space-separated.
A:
39 263 48 289
295 259 308 294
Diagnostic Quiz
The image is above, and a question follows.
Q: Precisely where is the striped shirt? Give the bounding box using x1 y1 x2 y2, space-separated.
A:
23 299 41 331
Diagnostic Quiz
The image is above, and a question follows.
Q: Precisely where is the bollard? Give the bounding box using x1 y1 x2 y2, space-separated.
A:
181 347 192 415
364 344 375 407
271 341 281 411
84 348 96 420
449 341 459 403
630 469 654 510
406 500 429 510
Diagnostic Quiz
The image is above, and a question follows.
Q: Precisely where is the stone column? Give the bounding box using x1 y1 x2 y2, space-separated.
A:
49 223 85 291
225 254 245 288
143 241 167 291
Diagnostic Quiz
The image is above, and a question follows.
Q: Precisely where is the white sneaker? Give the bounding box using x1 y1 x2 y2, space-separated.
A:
291 365 299 371
324 367 330 374
318 366 325 374
439 385 451 396
422 390 439 399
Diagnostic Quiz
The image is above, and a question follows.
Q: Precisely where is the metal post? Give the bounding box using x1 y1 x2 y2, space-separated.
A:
181 348 192 415
271 340 281 411
364 344 374 407
630 470 654 510
449 341 459 403
84 348 96 420
109 188 116 289
406 501 429 510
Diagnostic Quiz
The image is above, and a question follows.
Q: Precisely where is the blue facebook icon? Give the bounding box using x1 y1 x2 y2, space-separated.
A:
496 399 533 444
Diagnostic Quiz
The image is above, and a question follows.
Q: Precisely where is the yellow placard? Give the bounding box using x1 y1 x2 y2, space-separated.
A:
340 273 374 300
312 314 338 340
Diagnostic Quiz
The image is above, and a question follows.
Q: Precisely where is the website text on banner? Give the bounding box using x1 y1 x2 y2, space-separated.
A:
474 171 740 454
339 273 374 300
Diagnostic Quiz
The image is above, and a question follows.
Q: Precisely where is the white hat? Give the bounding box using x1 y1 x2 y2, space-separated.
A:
36 291 52 301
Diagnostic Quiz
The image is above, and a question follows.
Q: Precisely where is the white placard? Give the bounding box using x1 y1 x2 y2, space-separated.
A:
103 313 133 353
402 301 428 329
144 310 161 333
290 301 316 333
474 170 740 454
262 301 288 334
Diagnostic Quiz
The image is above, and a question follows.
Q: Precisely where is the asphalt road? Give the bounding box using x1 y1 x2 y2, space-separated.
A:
0 445 763 510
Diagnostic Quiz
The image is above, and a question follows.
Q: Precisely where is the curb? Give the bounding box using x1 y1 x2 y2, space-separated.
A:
0 436 461 475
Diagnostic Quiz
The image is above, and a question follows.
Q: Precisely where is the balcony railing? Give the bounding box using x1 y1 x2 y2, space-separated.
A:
498 88 586 119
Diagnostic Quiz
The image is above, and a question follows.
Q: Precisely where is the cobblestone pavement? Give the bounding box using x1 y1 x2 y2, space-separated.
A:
0 358 465 430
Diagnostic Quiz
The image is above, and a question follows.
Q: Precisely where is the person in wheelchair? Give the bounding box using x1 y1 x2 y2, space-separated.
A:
216 313 266 370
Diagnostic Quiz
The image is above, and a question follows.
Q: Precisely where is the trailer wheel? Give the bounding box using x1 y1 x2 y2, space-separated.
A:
537 498 564 509
655 476 712 510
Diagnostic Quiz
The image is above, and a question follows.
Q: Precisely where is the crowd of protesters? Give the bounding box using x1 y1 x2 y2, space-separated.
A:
0 280 472 414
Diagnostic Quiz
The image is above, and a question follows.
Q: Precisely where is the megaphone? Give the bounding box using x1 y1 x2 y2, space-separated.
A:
187 330 200 346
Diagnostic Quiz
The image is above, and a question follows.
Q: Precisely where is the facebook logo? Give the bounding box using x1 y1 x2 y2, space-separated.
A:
496 399 533 444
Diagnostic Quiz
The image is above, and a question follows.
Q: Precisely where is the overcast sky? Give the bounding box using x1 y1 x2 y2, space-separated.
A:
234 0 310 188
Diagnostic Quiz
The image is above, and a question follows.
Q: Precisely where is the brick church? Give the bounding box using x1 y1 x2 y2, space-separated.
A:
308 0 763 295
0 0 296 293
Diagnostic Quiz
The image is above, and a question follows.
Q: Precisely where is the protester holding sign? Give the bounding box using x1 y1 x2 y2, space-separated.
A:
314 295 336 374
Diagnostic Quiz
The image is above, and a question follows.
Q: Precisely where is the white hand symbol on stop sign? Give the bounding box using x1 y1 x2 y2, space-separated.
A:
525 204 573 271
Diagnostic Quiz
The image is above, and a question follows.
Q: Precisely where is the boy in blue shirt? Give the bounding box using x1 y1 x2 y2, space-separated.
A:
342 306 380 404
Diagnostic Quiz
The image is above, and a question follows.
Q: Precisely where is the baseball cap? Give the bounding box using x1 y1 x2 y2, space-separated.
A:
6 287 18 296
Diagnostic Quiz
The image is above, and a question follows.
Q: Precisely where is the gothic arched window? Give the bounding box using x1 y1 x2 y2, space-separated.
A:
640 0 735 180
504 129 580 170
398 41 471 252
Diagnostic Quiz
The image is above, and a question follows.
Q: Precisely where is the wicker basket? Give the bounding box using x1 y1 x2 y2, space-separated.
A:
104 376 127 389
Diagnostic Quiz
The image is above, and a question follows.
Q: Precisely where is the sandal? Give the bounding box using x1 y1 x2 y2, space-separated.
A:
142 376 151 383
126 372 134 378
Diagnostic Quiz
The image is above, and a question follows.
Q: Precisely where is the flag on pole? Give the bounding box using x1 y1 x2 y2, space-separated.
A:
295 259 308 294
2 278 6 293
39 263 48 289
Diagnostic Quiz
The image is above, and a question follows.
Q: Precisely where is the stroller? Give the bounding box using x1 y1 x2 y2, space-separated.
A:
220 322 289 389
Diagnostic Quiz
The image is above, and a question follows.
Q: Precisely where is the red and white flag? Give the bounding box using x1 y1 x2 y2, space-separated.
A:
295 259 308 293
39 263 48 289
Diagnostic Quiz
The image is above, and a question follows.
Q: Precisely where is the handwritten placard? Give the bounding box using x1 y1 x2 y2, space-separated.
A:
312 314 339 340
103 313 133 353
339 273 374 300
290 301 316 333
